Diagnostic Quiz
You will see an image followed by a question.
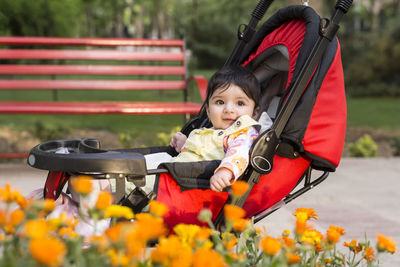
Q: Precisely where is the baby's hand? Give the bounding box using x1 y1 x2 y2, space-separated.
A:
170 132 187 152
210 168 234 192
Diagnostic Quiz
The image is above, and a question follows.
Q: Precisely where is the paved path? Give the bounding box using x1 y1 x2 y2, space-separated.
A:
1 158 399 266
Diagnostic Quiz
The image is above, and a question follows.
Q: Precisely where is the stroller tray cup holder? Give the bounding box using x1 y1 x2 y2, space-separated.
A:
28 138 148 179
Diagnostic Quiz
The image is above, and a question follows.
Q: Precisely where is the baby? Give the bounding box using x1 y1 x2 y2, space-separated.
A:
170 65 261 192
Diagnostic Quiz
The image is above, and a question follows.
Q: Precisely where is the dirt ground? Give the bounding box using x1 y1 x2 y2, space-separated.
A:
1 125 399 158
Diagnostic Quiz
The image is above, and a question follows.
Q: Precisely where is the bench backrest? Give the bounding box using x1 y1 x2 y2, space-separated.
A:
0 37 188 96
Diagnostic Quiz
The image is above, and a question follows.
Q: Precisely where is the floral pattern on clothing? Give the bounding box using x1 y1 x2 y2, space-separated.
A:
215 126 259 180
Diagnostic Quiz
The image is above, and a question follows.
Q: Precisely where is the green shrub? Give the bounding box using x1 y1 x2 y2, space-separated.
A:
156 126 181 146
32 121 70 142
390 137 400 156
348 134 378 157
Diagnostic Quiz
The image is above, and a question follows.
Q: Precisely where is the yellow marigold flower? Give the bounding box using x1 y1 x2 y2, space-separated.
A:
224 204 246 222
174 223 200 248
283 229 291 236
151 235 192 267
231 181 249 197
377 234 397 254
228 252 246 261
105 205 134 220
222 232 237 250
293 208 318 222
286 253 301 264
125 230 147 258
96 191 113 211
29 237 66 266
326 225 345 244
9 209 25 226
260 236 282 256
107 248 130 267
0 184 13 203
363 247 375 262
149 200 169 217
233 218 249 232
24 218 49 239
300 229 324 249
0 184 28 209
43 199 55 212
70 176 93 195
192 248 227 267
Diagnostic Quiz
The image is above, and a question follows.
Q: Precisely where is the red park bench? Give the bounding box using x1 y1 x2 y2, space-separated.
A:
0 37 207 159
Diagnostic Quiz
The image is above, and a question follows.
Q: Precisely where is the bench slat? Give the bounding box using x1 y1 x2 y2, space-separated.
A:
0 80 187 90
0 101 202 115
0 65 186 75
0 49 185 61
0 37 184 47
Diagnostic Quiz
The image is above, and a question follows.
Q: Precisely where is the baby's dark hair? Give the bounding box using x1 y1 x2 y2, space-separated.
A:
205 65 261 108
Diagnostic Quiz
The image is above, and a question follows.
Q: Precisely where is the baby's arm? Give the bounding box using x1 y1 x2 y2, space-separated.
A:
211 127 258 192
170 132 187 152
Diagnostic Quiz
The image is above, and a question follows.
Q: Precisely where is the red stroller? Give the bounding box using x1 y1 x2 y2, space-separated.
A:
28 0 352 230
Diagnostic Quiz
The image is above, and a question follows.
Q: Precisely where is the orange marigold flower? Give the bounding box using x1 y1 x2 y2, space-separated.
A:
9 209 25 226
377 234 397 254
233 218 249 232
326 225 345 244
231 181 249 197
280 235 296 249
222 232 237 250
286 253 301 264
96 191 113 211
224 204 246 222
134 213 168 241
0 209 6 225
29 237 66 266
192 248 227 267
58 226 78 238
194 226 213 241
260 236 282 256
105 222 124 243
70 176 93 195
344 239 361 254
149 200 169 217
151 235 192 267
89 235 110 253
363 247 375 262
107 248 130 267
24 218 49 239
105 205 134 220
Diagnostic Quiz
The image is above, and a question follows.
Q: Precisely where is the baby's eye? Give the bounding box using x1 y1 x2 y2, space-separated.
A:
237 101 246 106
216 100 224 105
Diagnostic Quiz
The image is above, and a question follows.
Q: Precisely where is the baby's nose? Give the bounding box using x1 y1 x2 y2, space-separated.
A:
224 103 235 113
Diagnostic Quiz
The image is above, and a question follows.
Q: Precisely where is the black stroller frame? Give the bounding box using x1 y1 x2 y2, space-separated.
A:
27 0 353 228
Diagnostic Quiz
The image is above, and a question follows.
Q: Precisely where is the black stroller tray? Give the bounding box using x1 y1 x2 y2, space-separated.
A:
27 138 147 178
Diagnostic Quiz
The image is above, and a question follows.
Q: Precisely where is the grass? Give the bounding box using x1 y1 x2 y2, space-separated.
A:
346 97 400 131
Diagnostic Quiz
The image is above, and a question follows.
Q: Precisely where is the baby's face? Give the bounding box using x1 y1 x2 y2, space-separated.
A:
207 84 256 130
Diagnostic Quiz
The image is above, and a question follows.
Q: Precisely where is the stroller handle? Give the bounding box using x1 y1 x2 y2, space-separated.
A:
335 0 353 14
252 0 274 21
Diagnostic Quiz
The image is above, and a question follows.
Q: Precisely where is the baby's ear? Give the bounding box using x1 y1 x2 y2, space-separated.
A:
252 107 261 119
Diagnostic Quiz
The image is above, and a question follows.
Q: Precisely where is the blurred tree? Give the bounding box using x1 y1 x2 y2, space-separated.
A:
0 0 81 36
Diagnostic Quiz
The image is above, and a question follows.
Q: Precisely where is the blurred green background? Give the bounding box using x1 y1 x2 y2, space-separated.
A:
0 0 399 153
